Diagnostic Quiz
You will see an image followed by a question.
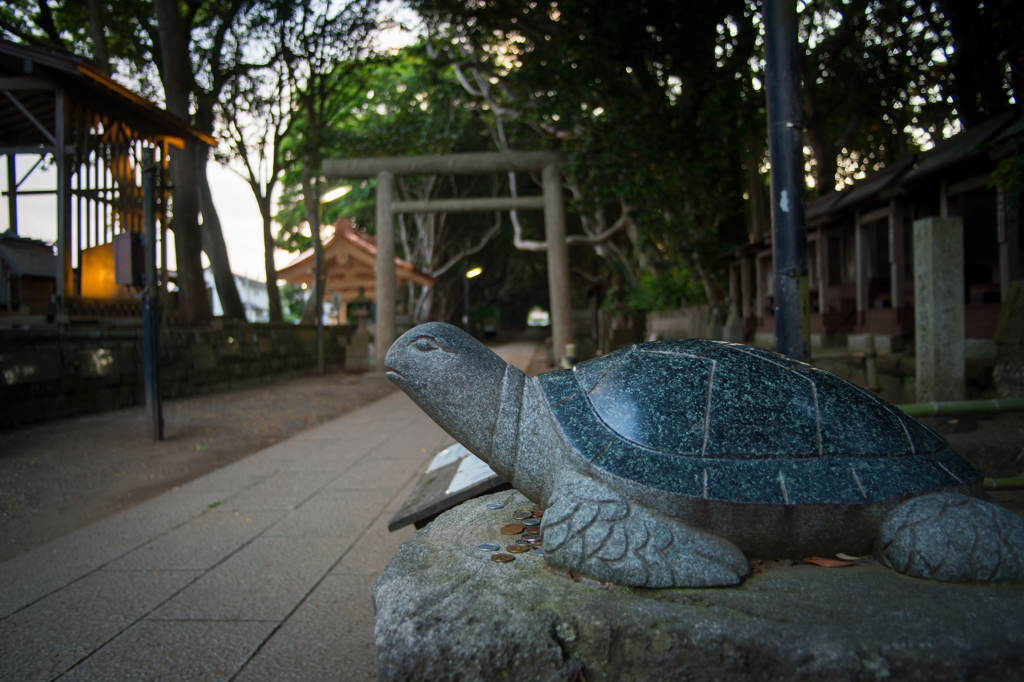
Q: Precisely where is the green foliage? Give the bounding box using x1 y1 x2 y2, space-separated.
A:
626 269 707 314
278 282 308 323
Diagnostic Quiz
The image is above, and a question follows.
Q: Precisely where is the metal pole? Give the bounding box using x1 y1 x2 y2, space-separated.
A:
142 149 163 441
764 0 810 361
315 198 324 374
6 155 16 234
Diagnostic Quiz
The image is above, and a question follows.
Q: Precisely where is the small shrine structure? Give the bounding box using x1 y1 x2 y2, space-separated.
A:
277 218 434 322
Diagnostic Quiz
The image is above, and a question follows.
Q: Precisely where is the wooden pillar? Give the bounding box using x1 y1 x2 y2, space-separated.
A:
816 230 829 314
724 260 744 342
854 212 869 324
55 91 71 316
914 216 965 401
543 163 571 364
740 255 752 321
889 200 905 309
998 185 1022 300
754 254 765 322
375 170 396 370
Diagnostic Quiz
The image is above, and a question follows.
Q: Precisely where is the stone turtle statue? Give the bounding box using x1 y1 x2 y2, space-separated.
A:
385 322 1024 588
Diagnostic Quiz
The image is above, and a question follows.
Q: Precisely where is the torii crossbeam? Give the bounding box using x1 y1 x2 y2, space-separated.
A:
323 151 570 369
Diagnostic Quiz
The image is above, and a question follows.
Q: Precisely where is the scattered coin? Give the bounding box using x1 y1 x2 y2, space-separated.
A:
526 540 542 548
522 518 541 527
500 524 525 535
515 539 531 545
511 510 532 520
486 503 504 510
491 553 515 563
524 527 540 535
534 549 544 557
531 510 544 518
507 545 530 553
531 504 542 510
478 543 500 551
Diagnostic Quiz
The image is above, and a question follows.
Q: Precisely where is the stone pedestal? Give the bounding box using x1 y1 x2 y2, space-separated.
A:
373 491 1024 682
914 217 965 402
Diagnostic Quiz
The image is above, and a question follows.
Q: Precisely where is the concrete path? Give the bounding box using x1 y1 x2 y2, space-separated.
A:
0 340 539 681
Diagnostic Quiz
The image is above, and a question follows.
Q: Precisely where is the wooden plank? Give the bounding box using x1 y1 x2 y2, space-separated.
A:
388 450 508 532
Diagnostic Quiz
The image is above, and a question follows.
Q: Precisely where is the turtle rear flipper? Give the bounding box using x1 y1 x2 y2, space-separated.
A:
542 479 750 588
876 493 1024 582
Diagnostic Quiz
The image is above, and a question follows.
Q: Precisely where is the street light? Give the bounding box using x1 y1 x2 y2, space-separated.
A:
314 185 352 373
463 266 481 330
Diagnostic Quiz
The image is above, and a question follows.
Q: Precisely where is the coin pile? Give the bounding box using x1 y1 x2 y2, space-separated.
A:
480 503 546 564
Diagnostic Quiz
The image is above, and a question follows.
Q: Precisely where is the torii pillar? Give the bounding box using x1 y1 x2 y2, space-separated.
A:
323 152 571 369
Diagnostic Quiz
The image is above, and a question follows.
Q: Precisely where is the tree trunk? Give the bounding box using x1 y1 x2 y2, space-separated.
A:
169 141 210 325
153 0 209 325
300 163 322 325
259 194 283 322
196 148 246 320
86 0 109 73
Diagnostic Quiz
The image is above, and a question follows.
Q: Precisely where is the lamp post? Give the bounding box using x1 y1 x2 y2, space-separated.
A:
316 185 352 373
464 266 482 332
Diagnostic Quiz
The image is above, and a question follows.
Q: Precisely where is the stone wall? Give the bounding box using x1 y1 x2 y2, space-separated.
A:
0 323 355 428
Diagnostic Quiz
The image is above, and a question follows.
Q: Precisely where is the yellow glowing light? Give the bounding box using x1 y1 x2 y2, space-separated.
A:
321 186 352 203
466 267 483 278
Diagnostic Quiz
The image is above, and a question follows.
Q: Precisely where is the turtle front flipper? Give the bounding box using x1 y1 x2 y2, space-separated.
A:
876 493 1024 583
541 479 750 588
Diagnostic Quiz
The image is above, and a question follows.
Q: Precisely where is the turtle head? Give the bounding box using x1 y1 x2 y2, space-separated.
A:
385 322 509 461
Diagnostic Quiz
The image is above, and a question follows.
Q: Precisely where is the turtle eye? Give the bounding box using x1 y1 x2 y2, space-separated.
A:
412 336 441 352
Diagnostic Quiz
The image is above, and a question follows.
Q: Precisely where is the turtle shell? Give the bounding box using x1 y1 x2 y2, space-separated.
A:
536 339 981 505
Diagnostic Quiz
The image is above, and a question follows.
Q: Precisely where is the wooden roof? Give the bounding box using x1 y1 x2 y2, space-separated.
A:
0 38 214 149
277 219 434 301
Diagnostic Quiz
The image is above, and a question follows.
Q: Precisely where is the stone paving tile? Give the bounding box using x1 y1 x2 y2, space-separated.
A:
59 619 276 682
151 536 348 622
218 472 335 512
0 491 218 619
173 469 271 494
288 394 418 443
333 514 416 576
252 430 390 464
104 510 285 571
262 489 393 539
0 569 200 682
330 453 431 491
233 573 378 682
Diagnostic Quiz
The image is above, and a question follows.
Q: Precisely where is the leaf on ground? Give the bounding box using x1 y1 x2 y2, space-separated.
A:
801 556 855 568
208 501 221 509
835 552 866 561
196 444 209 452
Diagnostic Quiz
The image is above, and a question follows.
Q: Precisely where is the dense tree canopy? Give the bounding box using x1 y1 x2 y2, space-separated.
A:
5 0 1019 323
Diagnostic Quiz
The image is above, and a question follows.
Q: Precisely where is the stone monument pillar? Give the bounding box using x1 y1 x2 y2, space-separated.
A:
345 287 374 372
914 216 965 402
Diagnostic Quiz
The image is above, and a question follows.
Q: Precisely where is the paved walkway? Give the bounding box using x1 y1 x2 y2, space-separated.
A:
0 341 540 681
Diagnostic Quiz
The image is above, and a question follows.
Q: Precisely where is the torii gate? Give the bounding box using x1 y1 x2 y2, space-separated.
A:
322 151 570 369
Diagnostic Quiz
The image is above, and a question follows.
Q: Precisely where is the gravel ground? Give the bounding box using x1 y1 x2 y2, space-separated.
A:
0 369 398 562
